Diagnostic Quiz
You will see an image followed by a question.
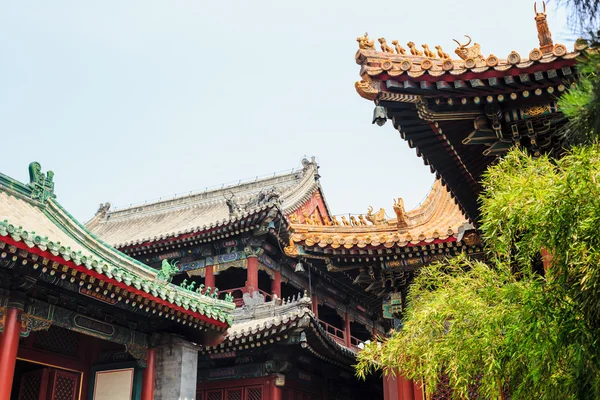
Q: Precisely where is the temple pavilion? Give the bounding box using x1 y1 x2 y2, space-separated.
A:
0 162 235 400
348 2 586 400
0 3 588 400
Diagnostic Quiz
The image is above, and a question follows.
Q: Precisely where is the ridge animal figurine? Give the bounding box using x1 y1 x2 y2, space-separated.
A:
391 40 407 55
435 45 451 59
422 44 436 58
453 35 484 61
407 41 423 56
357 33 375 50
378 37 394 53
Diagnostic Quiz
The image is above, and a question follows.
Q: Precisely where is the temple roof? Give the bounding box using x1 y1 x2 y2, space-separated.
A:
355 37 580 101
353 7 587 221
0 162 235 330
203 292 357 368
87 158 327 248
286 180 468 253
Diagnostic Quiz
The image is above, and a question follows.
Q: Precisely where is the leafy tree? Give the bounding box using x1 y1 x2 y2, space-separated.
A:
356 147 600 399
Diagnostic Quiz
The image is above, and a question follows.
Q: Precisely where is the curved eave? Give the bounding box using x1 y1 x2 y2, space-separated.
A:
0 234 231 330
116 205 278 251
356 46 579 85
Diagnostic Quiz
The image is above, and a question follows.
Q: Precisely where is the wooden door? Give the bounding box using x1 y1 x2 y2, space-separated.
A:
46 369 80 400
17 369 49 400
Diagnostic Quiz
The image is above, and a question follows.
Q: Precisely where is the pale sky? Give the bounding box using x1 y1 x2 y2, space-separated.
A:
1 1 572 222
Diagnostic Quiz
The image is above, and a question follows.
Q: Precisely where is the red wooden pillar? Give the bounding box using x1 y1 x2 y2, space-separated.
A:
311 293 319 317
246 256 258 293
541 247 553 273
141 348 156 400
271 270 281 299
413 381 424 400
383 374 399 400
270 382 282 400
0 308 22 400
400 377 414 400
344 312 351 347
205 265 215 289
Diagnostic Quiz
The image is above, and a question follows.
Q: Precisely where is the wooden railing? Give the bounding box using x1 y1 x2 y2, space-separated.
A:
317 320 364 350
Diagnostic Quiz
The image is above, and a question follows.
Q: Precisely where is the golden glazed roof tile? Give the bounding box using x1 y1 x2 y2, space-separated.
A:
287 180 468 252
353 6 586 100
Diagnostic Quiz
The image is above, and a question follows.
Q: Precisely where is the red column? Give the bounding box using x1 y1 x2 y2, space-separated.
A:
271 270 281 299
413 381 424 400
141 348 155 400
344 312 351 347
541 247 553 273
270 381 282 400
311 294 319 318
205 265 215 289
400 377 414 400
383 374 399 400
246 256 258 293
0 308 22 400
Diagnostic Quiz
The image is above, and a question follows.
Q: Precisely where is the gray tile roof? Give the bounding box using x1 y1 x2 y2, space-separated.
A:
87 158 326 248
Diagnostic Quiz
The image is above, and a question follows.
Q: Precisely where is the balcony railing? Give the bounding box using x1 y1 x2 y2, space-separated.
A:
317 320 364 351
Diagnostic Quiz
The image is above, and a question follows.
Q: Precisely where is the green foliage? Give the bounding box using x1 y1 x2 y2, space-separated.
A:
559 49 600 145
356 146 600 399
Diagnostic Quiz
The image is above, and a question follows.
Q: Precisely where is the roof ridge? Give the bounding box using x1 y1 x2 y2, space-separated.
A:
103 158 318 218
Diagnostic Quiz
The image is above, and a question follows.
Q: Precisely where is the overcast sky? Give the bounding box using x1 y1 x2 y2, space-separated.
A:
1 1 572 222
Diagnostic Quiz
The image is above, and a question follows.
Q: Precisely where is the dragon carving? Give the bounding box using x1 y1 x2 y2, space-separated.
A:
357 33 375 50
156 259 179 284
393 198 408 227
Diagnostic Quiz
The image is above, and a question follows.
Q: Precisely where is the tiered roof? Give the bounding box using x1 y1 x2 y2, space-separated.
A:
353 7 587 220
0 162 235 333
87 158 328 250
202 292 357 369
286 180 468 254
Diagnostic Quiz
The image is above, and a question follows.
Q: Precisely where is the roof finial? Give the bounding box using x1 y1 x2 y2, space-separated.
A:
28 162 55 203
534 1 554 54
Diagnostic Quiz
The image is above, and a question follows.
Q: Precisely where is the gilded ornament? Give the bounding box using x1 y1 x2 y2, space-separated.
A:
453 35 484 61
355 79 380 101
422 44 436 58
357 33 375 50
534 2 553 54
331 216 341 226
366 206 388 226
350 216 359 226
391 40 407 55
435 45 450 59
288 213 300 224
284 239 299 256
393 198 407 227
341 216 351 226
358 215 368 226
378 38 394 54
407 42 423 56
